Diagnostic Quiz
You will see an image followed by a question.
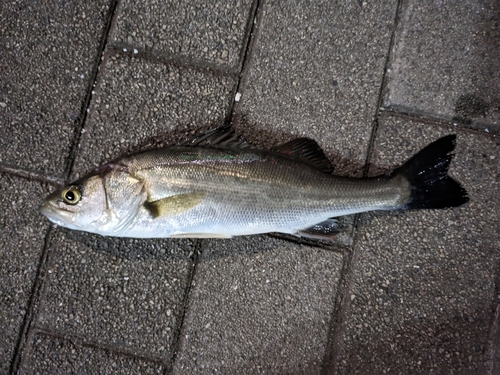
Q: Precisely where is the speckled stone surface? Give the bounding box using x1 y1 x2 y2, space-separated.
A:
110 0 253 69
35 230 195 362
384 0 500 131
173 236 344 374
0 175 51 373
238 0 398 177
331 114 500 374
19 331 164 374
1 0 499 372
71 53 236 179
0 0 112 176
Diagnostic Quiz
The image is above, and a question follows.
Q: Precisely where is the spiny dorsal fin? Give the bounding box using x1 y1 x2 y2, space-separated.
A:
180 126 249 149
272 138 334 174
144 192 205 218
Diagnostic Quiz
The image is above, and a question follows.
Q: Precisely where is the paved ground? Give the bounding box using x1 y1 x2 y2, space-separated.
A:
1 0 499 373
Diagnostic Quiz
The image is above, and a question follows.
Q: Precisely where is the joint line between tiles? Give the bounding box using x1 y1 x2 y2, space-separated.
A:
63 0 121 180
320 1 404 373
226 0 262 124
167 239 204 374
27 327 167 369
106 45 240 78
9 226 54 374
9 1 122 371
319 221 358 375
364 0 403 178
381 106 500 136
0 163 65 187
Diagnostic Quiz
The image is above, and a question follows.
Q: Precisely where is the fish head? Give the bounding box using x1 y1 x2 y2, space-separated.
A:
40 169 146 235
40 174 109 232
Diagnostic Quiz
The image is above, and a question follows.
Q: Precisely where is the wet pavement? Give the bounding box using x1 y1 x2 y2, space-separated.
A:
1 0 499 373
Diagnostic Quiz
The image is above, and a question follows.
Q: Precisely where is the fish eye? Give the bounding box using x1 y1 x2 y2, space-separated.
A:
61 186 81 205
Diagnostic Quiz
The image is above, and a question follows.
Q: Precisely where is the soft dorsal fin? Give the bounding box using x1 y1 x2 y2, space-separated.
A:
272 138 334 174
144 192 205 218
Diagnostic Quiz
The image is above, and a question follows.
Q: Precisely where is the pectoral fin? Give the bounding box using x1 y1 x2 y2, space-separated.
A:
144 192 205 218
297 218 341 241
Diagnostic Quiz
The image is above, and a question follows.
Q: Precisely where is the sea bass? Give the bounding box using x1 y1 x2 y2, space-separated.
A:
40 128 468 240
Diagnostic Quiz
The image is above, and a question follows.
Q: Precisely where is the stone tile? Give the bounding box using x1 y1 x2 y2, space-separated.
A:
384 0 500 131
332 115 500 373
35 229 195 362
0 174 51 374
0 0 112 176
72 53 236 178
490 300 500 374
173 236 343 374
110 0 254 69
20 331 164 374
238 1 398 176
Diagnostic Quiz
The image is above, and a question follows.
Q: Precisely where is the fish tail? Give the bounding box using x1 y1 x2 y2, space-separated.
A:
396 135 469 209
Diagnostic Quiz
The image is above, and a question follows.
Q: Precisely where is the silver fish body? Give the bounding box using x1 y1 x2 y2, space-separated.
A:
40 132 468 239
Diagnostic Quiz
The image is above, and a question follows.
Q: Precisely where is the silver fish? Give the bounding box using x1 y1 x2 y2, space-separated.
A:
40 128 468 240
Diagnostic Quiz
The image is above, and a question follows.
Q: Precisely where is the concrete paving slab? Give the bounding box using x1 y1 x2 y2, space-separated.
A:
384 0 500 131
35 230 195 362
110 0 254 69
0 174 51 373
173 236 343 374
20 331 164 374
331 115 499 373
238 1 397 177
72 53 236 178
0 0 112 176
491 300 500 374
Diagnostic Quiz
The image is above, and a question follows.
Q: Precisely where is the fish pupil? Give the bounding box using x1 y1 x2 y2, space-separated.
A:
65 191 75 201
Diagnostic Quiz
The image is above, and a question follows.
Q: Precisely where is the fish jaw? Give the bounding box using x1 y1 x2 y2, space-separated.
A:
40 199 83 231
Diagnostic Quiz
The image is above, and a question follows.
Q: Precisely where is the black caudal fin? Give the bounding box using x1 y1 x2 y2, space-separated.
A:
396 135 469 209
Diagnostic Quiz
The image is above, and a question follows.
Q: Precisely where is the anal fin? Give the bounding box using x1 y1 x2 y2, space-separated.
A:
169 233 232 239
297 218 341 241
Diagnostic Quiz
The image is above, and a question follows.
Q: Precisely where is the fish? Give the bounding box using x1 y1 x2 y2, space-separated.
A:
40 128 468 240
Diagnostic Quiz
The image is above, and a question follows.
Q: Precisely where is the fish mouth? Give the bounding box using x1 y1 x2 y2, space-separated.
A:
40 200 75 228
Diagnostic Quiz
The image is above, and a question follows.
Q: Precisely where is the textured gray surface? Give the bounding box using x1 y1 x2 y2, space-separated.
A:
72 53 236 178
492 300 500 375
238 0 397 177
0 175 51 374
35 230 195 361
0 0 112 176
110 0 254 69
332 115 500 374
1 0 499 373
174 236 343 374
20 331 164 374
384 0 500 131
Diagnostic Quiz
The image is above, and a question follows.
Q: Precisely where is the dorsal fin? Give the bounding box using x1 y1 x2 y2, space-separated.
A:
272 138 334 174
180 127 334 173
180 126 249 149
